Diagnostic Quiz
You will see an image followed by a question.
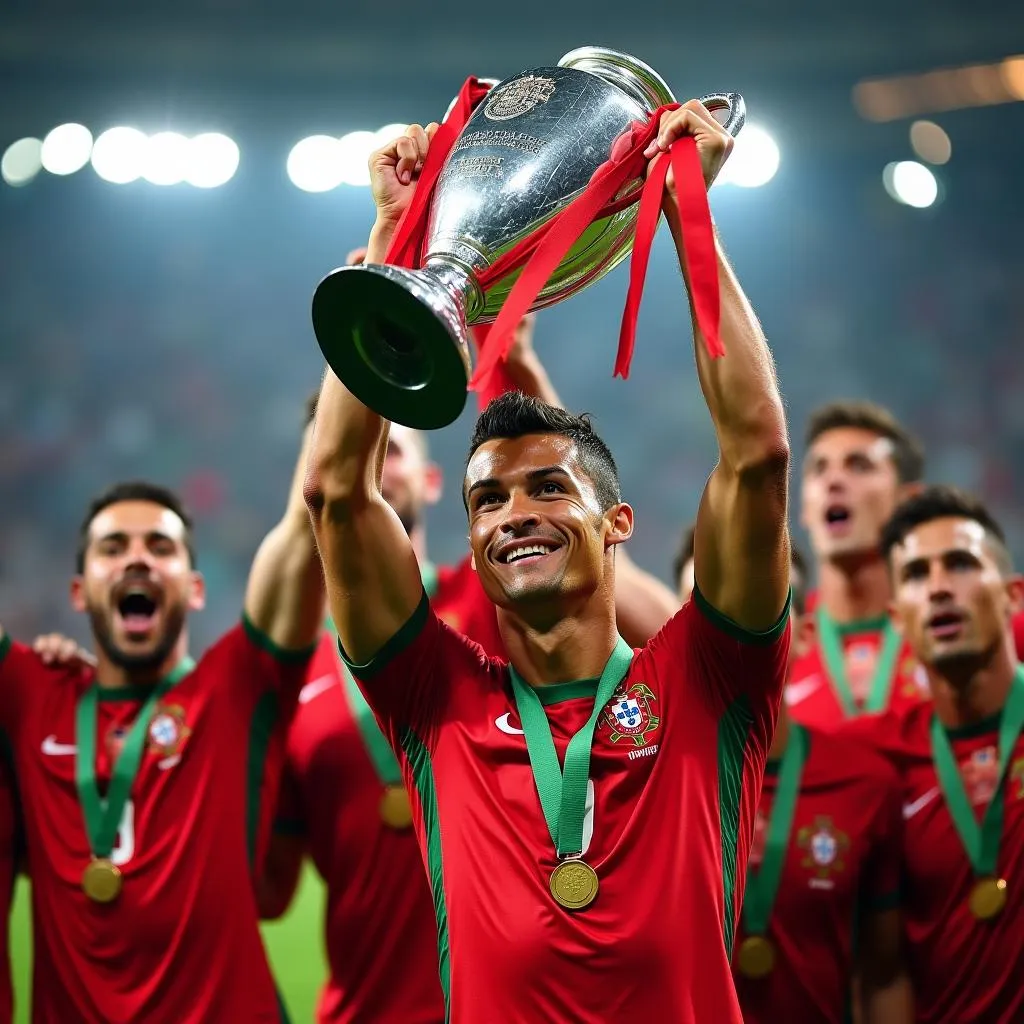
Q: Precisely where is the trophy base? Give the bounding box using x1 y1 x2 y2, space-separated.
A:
312 264 471 430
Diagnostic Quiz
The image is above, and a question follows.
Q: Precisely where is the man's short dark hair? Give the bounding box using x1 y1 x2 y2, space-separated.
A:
466 392 621 511
880 484 1012 575
76 481 197 572
672 520 808 614
805 400 925 484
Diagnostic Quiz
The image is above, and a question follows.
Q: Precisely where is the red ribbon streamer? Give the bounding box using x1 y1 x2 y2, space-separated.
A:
381 80 725 400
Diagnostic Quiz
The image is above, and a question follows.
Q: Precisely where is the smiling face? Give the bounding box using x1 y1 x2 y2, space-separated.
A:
465 433 632 613
70 500 205 671
889 516 1020 673
801 427 908 563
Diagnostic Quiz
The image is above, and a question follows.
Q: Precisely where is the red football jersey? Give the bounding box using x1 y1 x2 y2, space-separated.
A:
854 704 1024 1024
733 727 900 1024
348 588 790 1024
1013 611 1024 662
277 555 506 1024
0 622 309 1024
0 761 13 1024
787 621 929 731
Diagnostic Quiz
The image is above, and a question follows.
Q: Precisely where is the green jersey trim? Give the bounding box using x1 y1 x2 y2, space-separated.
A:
398 724 451 1021
242 614 318 664
718 694 754 956
693 584 792 646
534 678 601 706
340 592 431 680
0 632 10 665
246 692 279 867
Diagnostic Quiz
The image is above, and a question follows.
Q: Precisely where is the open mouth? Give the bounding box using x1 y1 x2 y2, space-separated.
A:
497 541 559 566
927 611 965 640
824 504 851 527
115 587 161 635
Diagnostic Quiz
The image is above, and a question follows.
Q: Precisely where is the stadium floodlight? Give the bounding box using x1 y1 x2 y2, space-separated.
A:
883 160 938 208
1 137 43 186
287 135 344 192
40 123 93 176
337 131 379 187
91 127 149 184
143 132 190 186
717 124 780 188
183 133 240 188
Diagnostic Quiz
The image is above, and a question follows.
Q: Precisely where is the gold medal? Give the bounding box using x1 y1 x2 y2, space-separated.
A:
969 877 1007 920
737 935 776 979
549 858 599 911
82 858 123 904
379 785 414 830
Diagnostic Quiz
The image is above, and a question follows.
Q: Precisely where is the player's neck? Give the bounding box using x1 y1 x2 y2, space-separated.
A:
767 709 791 761
409 524 428 564
817 555 890 624
93 635 191 690
929 640 1019 729
499 598 619 687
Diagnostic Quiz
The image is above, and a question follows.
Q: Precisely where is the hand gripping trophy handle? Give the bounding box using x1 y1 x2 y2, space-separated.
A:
311 47 744 430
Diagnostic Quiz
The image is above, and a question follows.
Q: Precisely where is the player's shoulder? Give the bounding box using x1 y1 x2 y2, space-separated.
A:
0 633 91 690
834 702 931 764
808 723 899 788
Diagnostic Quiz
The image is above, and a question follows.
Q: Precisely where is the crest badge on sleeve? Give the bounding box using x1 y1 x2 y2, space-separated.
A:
602 682 660 747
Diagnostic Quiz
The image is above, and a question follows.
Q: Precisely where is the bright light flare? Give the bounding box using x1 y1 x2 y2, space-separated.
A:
40 123 93 175
91 127 149 184
717 124 780 188
883 160 939 208
287 135 344 192
2 137 43 186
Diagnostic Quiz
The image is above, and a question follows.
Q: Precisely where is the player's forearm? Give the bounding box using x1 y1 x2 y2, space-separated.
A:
666 213 788 475
613 551 680 646
245 423 325 650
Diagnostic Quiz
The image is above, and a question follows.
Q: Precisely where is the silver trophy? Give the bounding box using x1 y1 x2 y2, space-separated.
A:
312 46 744 429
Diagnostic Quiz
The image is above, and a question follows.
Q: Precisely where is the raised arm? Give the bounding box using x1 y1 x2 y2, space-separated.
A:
651 102 790 631
303 126 436 664
243 418 326 652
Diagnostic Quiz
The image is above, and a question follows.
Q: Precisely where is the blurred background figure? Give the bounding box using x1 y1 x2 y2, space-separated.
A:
3 2 1024 1019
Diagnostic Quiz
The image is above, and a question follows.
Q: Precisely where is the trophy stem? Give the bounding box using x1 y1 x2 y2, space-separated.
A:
311 262 474 430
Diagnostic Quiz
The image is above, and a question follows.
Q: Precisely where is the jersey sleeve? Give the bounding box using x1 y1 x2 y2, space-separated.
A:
0 633 45 731
210 616 317 716
340 590 491 755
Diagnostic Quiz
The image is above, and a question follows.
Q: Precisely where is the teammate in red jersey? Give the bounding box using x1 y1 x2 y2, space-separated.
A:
260 299 679 1024
858 485 1024 1023
304 106 791 1023
677 531 911 1024
1013 608 1024 661
791 401 930 729
0 417 324 1023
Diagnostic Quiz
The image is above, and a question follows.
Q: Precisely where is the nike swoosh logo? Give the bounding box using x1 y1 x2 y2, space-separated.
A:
299 674 336 705
41 735 77 756
495 713 525 736
785 677 822 707
903 786 940 820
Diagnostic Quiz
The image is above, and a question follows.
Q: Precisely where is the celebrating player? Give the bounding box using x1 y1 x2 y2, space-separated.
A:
856 486 1024 1023
677 530 911 1023
304 103 791 1023
0 419 323 1022
791 401 929 728
260 313 680 1024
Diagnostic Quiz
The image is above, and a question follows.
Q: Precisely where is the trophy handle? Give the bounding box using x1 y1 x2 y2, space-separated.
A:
699 93 746 138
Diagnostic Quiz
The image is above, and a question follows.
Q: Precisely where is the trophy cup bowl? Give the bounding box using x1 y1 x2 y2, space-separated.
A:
312 46 744 429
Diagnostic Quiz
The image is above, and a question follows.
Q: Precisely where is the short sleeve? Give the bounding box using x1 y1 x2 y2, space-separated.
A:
215 615 317 715
645 586 791 716
0 634 47 731
340 591 490 754
862 764 903 910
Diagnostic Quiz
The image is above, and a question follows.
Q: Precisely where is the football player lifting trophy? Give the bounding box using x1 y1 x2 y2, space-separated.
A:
312 46 745 429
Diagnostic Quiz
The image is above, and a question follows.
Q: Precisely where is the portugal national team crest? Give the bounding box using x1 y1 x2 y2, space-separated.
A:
146 703 190 757
602 683 660 747
797 815 850 883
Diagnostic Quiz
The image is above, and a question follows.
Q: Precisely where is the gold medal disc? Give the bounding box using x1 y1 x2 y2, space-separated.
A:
737 936 776 979
969 877 1008 921
82 858 123 904
549 859 599 911
379 785 414 830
